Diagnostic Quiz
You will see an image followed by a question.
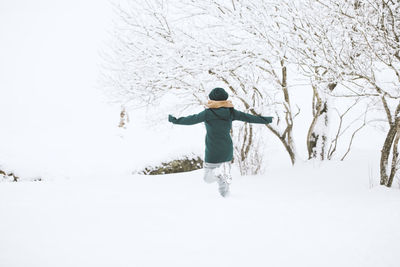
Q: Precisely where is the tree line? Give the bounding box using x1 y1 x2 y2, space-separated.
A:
103 0 400 187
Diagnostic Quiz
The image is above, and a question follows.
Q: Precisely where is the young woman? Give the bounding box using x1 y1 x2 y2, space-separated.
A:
168 87 273 197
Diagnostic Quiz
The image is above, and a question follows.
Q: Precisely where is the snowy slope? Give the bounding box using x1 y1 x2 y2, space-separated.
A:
1 1 399 267
1 157 399 267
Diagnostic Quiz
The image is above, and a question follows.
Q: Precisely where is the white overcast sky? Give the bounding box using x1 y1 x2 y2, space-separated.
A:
0 0 115 129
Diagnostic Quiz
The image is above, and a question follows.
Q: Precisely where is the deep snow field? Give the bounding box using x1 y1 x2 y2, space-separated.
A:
1 1 400 267
1 154 400 267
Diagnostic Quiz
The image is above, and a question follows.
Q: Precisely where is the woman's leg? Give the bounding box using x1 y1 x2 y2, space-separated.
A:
204 161 231 197
221 162 232 184
203 162 222 183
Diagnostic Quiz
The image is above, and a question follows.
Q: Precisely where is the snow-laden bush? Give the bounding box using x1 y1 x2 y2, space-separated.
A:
0 168 19 182
136 155 203 175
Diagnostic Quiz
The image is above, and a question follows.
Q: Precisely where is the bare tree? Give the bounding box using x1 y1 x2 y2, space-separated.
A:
175 0 301 164
105 0 391 172
104 0 301 167
287 0 400 186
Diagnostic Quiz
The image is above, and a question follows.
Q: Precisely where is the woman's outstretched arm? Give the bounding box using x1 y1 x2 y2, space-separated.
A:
168 110 206 125
232 109 273 124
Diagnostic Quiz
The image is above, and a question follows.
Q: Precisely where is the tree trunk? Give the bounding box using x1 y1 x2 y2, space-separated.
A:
266 124 296 165
380 121 399 186
307 85 329 160
262 60 297 165
277 59 296 164
380 100 400 187
387 121 400 187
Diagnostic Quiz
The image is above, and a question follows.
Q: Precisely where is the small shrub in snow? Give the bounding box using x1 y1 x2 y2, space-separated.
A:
0 167 42 182
0 169 19 182
137 155 203 175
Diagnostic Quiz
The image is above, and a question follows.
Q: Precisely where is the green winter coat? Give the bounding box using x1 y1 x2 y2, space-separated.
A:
169 108 273 164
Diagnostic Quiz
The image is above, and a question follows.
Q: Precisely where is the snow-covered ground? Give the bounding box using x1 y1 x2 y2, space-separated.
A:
1 1 400 267
1 155 400 267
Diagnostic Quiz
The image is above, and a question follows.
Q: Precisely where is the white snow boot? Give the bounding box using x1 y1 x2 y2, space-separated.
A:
216 174 230 197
